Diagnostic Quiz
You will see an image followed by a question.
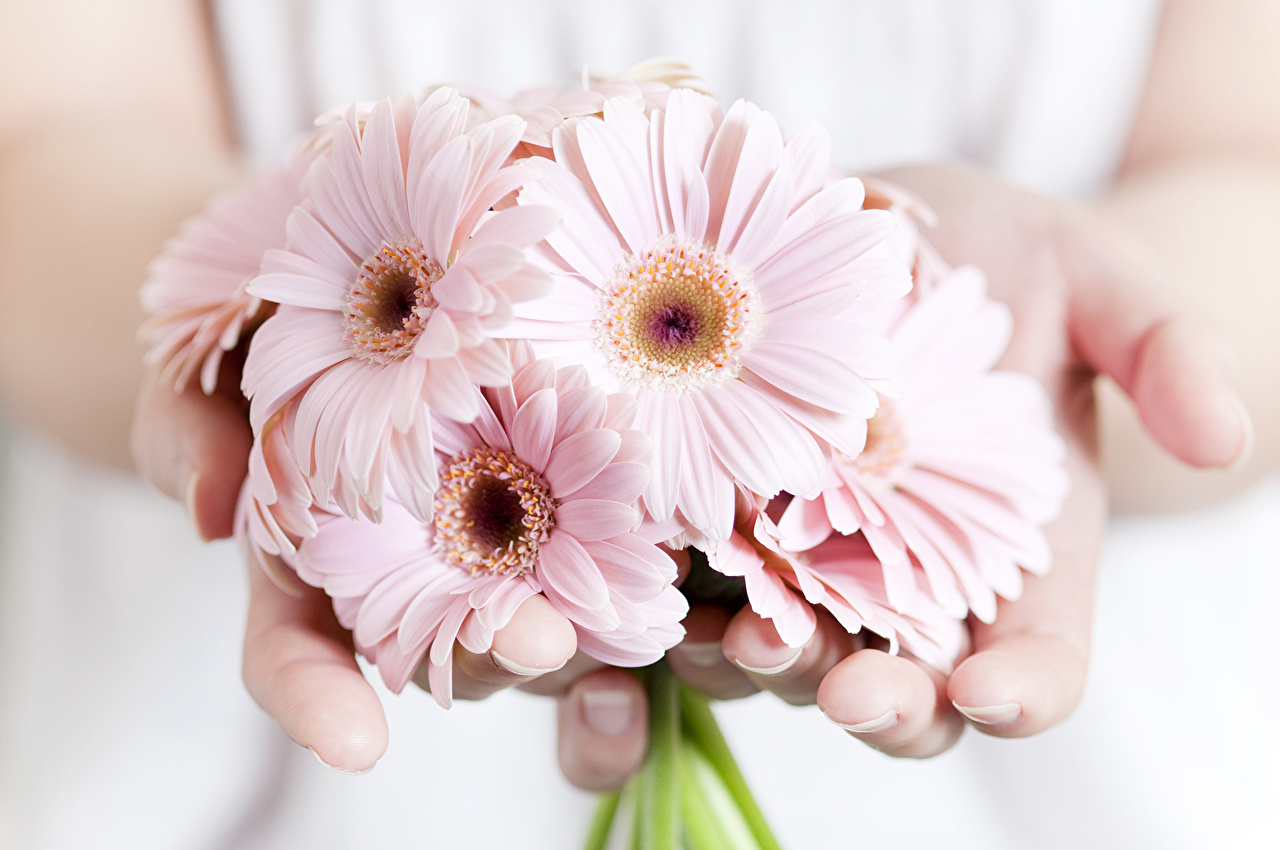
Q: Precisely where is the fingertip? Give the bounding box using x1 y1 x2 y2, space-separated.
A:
721 607 796 672
725 607 859 707
666 605 757 700
1132 318 1252 469
489 594 577 675
817 649 963 758
1225 394 1255 471
276 662 390 774
188 465 242 541
947 638 1086 737
816 649 914 729
557 668 647 792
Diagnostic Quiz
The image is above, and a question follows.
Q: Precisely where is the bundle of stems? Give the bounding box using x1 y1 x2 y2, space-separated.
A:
583 661 783 850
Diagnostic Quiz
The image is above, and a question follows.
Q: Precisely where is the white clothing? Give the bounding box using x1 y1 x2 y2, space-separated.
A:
4 2 1278 848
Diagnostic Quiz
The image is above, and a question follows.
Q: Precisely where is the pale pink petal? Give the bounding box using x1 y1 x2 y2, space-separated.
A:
563 461 649 505
360 98 412 237
243 308 350 429
636 391 682 521
716 108 785 257
426 654 454 709
754 208 896 309
421 356 480 423
702 99 759 244
537 533 613 613
776 495 834 551
554 499 638 542
576 98 660 253
517 157 623 283
412 135 473 264
581 538 671 599
694 382 824 499
512 358 557 405
744 567 816 647
457 338 514 387
661 89 716 241
470 203 562 253
544 429 622 497
375 635 429 695
709 531 765 578
284 207 359 272
783 122 832 211
511 387 558 472
554 385 608 441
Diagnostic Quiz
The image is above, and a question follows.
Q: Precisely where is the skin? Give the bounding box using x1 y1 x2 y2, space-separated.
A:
1 0 1274 789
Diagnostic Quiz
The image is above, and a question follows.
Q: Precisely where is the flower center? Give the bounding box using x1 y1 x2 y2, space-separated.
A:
344 239 442 364
594 236 759 393
841 399 911 489
433 447 557 576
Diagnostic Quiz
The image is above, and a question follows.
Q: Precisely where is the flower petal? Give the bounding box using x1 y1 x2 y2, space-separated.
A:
554 499 638 542
511 387 558 472
544 428 622 497
537 532 613 611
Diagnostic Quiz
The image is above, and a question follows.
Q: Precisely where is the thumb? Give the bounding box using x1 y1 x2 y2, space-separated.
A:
1061 218 1252 469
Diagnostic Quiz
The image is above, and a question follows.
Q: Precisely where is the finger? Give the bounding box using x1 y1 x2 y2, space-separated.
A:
666 604 758 700
131 365 250 540
556 667 648 792
721 606 859 706
816 649 965 758
417 594 578 701
948 443 1100 738
948 576 1092 738
1064 220 1251 468
242 558 388 774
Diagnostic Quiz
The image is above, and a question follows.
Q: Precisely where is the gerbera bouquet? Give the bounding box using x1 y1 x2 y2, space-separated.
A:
141 60 1067 849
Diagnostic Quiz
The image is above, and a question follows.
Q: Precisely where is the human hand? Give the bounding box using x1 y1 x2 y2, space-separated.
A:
604 160 1252 764
131 365 641 777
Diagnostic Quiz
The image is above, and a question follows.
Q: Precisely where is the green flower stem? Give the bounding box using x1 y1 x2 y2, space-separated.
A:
582 790 622 850
678 684 783 850
628 779 644 850
680 739 760 850
634 661 681 850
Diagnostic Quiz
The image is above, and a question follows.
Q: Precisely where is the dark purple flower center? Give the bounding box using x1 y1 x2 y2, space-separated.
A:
460 475 527 552
649 302 701 348
595 237 760 393
344 239 442 365
433 447 557 576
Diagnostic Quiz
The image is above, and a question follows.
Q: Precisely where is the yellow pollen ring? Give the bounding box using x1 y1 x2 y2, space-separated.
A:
432 446 557 577
594 235 760 394
343 237 442 365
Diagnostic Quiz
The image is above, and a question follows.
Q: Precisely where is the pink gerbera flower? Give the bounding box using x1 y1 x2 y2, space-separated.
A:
777 264 1069 622
283 343 687 706
461 57 712 158
242 88 560 522
509 89 911 546
710 490 965 673
236 397 317 590
140 164 302 393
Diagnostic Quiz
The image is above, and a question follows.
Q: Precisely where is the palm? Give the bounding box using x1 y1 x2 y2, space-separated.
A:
669 161 1247 758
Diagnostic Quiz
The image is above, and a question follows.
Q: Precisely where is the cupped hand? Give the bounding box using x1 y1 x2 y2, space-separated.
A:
638 161 1251 762
130 364 620 779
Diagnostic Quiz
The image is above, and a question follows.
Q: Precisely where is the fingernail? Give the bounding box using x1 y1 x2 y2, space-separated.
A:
491 650 567 678
1226 395 1255 471
581 689 634 736
678 641 727 668
953 701 1021 727
826 709 899 734
733 647 803 676
309 747 375 776
184 470 209 541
